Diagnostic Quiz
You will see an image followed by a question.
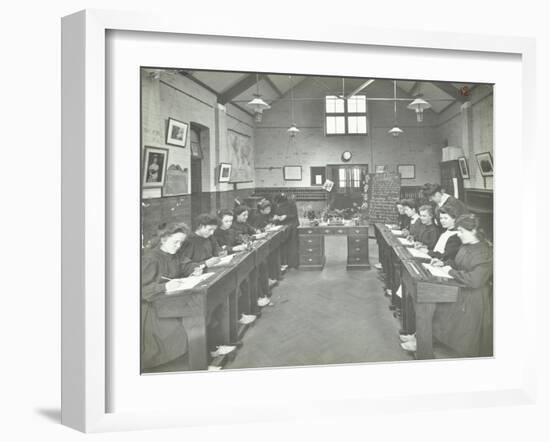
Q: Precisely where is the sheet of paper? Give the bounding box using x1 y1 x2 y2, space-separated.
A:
165 272 214 293
208 254 234 267
266 225 283 232
398 237 414 246
408 247 431 259
391 229 403 236
385 224 393 228
422 263 454 279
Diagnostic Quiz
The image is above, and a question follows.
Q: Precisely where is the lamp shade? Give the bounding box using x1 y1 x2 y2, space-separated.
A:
287 124 300 137
407 98 431 122
388 126 403 137
247 94 271 113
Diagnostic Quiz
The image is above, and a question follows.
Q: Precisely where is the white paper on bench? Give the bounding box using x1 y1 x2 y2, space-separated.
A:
408 248 431 259
208 254 234 267
398 237 414 246
391 229 403 236
422 263 454 279
165 272 214 293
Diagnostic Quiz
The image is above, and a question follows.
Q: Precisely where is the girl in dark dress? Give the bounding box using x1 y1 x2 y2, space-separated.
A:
396 200 410 230
213 210 248 254
178 213 221 268
428 205 461 262
141 222 203 371
401 199 424 241
231 205 259 238
425 183 469 230
415 205 439 250
433 214 492 357
272 192 300 269
249 200 274 230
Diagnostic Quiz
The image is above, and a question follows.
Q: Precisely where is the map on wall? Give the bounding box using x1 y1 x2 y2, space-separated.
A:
227 129 253 182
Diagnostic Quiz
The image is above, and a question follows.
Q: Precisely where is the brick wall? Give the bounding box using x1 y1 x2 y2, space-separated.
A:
367 172 401 224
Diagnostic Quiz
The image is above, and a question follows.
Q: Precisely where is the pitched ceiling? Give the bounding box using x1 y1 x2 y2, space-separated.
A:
180 70 476 116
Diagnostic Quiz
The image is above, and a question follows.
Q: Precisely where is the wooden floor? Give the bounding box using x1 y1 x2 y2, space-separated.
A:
225 235 414 370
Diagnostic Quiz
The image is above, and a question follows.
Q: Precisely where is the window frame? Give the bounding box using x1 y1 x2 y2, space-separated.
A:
324 94 368 136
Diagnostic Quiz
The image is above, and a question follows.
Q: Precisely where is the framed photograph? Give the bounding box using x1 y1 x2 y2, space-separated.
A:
397 164 415 179
458 156 470 179
165 117 188 147
62 9 535 434
310 166 326 186
218 162 232 183
142 146 168 188
283 165 302 181
476 152 494 176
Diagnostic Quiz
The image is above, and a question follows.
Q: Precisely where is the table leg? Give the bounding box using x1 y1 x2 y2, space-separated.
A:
415 302 436 359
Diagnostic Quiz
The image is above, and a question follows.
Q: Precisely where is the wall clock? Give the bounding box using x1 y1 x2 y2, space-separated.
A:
341 151 352 162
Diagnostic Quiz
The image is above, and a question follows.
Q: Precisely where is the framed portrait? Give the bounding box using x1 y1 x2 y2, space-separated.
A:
458 156 470 179
310 166 326 186
165 117 188 147
218 162 232 183
397 164 415 179
476 152 494 176
283 165 302 181
61 9 536 434
142 146 168 188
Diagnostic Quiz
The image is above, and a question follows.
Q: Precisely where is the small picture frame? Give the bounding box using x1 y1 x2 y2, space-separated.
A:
283 165 302 181
165 117 189 147
218 162 232 183
458 156 470 179
475 152 494 176
142 146 169 188
397 164 415 179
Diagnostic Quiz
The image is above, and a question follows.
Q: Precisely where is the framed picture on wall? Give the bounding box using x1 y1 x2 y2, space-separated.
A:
458 156 470 179
283 165 302 181
397 164 415 179
142 146 169 188
375 165 386 173
476 152 494 176
310 166 326 186
165 117 189 147
218 163 232 183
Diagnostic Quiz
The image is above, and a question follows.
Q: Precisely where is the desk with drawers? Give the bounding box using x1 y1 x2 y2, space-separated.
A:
297 225 370 270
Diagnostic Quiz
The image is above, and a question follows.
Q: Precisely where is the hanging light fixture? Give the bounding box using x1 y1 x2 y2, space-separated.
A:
407 97 431 122
388 80 403 137
287 75 300 137
247 73 270 122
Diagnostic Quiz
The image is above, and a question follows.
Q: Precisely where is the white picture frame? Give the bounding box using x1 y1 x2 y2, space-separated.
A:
62 9 537 433
283 165 302 181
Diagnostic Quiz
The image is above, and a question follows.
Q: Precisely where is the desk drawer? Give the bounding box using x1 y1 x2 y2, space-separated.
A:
300 235 323 248
300 254 324 265
300 243 323 255
347 244 368 258
350 227 368 235
348 235 368 248
300 227 320 235
347 255 369 265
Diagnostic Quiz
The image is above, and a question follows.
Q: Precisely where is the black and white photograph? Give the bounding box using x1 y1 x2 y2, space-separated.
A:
140 68 494 374
476 151 494 176
218 162 232 183
166 117 189 147
142 146 168 188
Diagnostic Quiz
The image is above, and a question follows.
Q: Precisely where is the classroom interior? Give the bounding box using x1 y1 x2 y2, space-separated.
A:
140 68 494 373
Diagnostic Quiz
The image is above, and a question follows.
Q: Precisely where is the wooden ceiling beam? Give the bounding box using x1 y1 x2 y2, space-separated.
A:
219 73 260 104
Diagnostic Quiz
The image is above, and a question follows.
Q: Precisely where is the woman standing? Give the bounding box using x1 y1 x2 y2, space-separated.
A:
141 222 204 371
272 192 300 269
432 214 493 357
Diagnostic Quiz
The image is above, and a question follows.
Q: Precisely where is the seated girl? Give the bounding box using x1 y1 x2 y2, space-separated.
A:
415 205 439 250
428 206 461 263
402 214 493 357
213 209 248 254
178 213 221 268
141 222 216 372
401 199 423 241
396 200 410 231
249 199 274 230
232 205 263 239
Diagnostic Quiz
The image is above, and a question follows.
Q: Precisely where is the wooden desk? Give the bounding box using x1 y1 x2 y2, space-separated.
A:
374 223 465 359
297 225 370 270
151 226 288 370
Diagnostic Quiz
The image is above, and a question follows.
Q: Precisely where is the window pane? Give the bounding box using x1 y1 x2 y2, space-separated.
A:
335 116 345 133
326 116 335 134
348 116 357 134
357 116 367 133
326 96 336 113
355 96 366 113
334 97 344 113
326 95 345 114
347 98 356 113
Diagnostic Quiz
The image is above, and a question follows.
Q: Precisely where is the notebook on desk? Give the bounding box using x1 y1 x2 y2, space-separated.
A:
422 263 454 279
208 255 234 267
165 273 214 294
398 237 414 246
391 229 404 236
408 247 431 259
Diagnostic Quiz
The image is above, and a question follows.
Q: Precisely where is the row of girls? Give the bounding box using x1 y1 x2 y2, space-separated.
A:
140 192 299 372
389 183 493 358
